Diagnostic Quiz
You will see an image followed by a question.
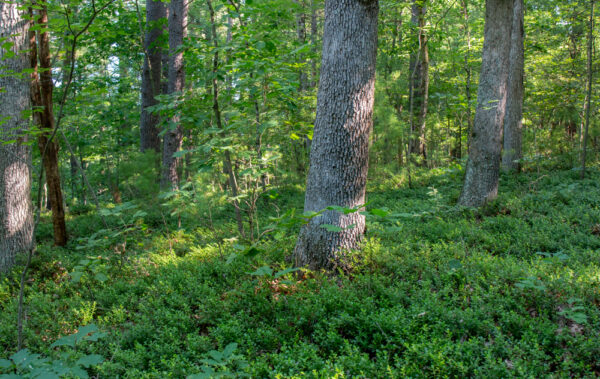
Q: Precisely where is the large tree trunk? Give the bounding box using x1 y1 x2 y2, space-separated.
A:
0 2 34 272
161 0 187 190
32 2 67 246
407 1 429 163
458 0 514 207
140 0 165 153
294 0 379 270
501 0 524 172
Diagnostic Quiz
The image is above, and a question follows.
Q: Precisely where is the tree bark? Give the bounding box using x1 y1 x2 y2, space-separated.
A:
502 0 524 172
31 2 67 246
581 0 594 179
309 0 318 89
0 2 34 272
458 0 514 207
407 1 429 163
140 0 165 153
294 0 379 270
161 0 187 189
461 0 473 155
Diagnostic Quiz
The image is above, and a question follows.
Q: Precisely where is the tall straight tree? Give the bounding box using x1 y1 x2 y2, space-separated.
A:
161 0 187 189
31 1 67 245
407 0 429 163
140 0 165 153
0 1 34 272
502 0 524 172
458 0 514 207
294 0 379 270
580 0 594 179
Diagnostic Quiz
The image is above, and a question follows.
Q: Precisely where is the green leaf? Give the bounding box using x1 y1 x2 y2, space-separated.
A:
320 224 344 232
448 259 463 270
76 354 104 368
370 208 389 217
249 266 273 277
94 273 108 282
0 358 12 369
222 343 237 357
274 268 300 278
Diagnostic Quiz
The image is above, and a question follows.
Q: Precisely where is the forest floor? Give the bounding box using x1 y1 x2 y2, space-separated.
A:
2 163 600 378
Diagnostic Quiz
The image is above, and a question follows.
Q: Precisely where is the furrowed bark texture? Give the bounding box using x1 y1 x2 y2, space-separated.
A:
32 3 67 246
161 0 187 189
294 0 379 270
458 0 513 207
0 2 34 272
140 0 165 153
502 0 524 172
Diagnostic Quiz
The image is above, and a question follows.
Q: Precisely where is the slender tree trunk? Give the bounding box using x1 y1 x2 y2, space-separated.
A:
294 0 379 270
461 0 473 154
309 0 318 89
161 0 188 189
0 2 34 272
140 0 165 153
502 0 524 172
207 0 245 237
581 0 594 179
458 0 514 207
32 2 67 246
407 1 429 163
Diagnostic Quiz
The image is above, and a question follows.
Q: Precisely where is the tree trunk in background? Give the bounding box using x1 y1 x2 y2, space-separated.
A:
161 0 187 189
32 3 67 246
0 2 34 272
295 0 308 92
207 0 245 237
461 0 472 157
581 0 594 179
140 0 165 153
294 0 379 270
407 1 429 163
458 0 514 207
309 0 318 89
502 0 524 172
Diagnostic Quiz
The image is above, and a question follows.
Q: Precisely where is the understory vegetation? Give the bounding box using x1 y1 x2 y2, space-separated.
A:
2 161 600 378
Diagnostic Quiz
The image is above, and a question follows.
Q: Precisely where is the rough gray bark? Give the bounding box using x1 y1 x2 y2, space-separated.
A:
501 0 524 172
161 0 187 189
407 1 429 163
294 0 379 270
140 0 165 153
458 0 514 207
0 2 34 272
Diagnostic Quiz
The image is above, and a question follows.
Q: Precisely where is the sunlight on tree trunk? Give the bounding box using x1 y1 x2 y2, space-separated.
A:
294 0 379 271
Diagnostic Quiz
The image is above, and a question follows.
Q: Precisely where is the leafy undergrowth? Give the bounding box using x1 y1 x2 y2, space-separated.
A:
2 166 600 378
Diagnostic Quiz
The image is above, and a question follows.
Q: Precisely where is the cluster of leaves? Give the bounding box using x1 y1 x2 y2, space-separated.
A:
0 325 105 378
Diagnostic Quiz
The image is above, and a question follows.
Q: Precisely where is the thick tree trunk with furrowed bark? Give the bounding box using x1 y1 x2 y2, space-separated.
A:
294 0 379 271
0 2 34 272
502 0 524 172
161 0 187 190
458 0 514 207
140 0 165 153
